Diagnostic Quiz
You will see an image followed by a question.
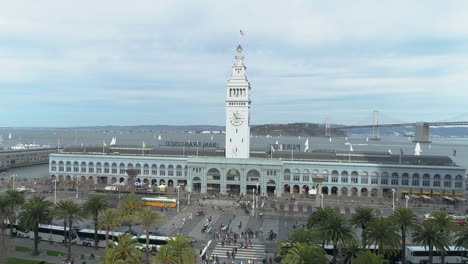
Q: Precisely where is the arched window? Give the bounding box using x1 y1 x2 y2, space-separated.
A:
371 172 378 184
341 171 348 183
81 162 87 173
391 173 399 185
351 171 358 184
159 165 166 176
380 172 389 185
322 170 329 183
444 175 452 188
88 162 94 173
104 163 110 173
73 162 79 172
111 163 118 174
119 163 126 174
143 164 150 175
361 171 368 184
401 173 409 186
422 174 430 186
455 175 463 188
176 165 183 176
151 164 157 175
207 168 221 180
293 169 300 181
433 174 441 187
302 169 310 182
412 173 420 186
66 161 72 172
284 169 291 181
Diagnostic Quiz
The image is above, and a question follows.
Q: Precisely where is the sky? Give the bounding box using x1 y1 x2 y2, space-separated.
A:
1 1 468 127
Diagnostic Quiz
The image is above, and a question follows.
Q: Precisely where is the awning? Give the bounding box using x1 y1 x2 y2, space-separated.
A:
422 190 430 195
455 192 463 197
444 192 452 196
421 195 432 200
454 197 466 202
443 196 454 201
433 191 441 195
412 190 420 194
402 190 409 194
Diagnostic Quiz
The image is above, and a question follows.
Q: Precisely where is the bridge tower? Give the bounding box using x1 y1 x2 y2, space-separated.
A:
325 120 331 137
413 122 431 143
371 110 381 140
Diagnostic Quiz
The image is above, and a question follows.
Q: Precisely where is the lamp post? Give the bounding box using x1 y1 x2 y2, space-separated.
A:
75 176 79 199
252 187 256 216
187 180 192 206
312 175 325 208
177 185 180 213
392 188 396 212
320 193 324 208
10 173 16 190
405 195 409 208
54 179 57 205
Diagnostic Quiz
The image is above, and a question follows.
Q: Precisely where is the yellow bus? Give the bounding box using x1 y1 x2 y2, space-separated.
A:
141 197 177 208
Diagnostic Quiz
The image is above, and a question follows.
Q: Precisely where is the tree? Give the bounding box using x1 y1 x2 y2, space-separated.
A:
99 208 122 248
317 210 354 264
104 235 141 264
340 239 363 264
136 207 166 263
0 195 10 235
84 195 108 249
350 208 375 248
276 228 321 261
364 217 400 257
53 200 71 245
428 211 458 264
412 221 450 264
54 199 84 259
283 243 329 264
165 235 196 264
5 190 25 237
352 250 387 264
153 246 176 264
454 225 468 249
17 195 53 255
118 194 142 232
307 207 336 229
389 208 419 264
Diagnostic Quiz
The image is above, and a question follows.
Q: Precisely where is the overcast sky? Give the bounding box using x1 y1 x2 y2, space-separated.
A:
1 1 468 127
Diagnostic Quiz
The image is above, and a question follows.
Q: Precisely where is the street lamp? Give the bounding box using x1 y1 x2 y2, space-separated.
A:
252 187 256 216
10 173 17 190
392 188 396 212
405 195 409 208
187 180 192 206
54 179 57 205
177 185 180 213
75 176 79 199
320 193 324 208
312 175 325 208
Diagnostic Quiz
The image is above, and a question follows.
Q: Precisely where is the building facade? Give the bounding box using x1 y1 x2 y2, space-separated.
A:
48 46 466 199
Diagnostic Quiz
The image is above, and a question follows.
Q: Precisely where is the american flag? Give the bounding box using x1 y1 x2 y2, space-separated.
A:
240 30 245 37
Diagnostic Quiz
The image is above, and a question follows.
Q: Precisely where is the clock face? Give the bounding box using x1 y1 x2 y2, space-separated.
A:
230 111 244 126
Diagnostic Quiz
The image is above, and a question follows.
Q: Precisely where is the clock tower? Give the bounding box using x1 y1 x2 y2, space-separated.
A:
225 45 251 159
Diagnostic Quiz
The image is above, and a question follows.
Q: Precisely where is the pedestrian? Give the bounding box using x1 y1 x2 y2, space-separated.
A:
222 240 225 247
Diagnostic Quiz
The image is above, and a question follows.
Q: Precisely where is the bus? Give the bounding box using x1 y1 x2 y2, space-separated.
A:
77 229 126 247
406 246 468 264
423 213 467 226
141 197 177 208
133 235 171 252
14 224 79 244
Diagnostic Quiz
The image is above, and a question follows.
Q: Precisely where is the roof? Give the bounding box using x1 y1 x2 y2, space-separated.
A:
60 145 458 167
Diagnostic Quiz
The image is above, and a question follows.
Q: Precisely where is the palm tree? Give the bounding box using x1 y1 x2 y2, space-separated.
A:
54 199 84 259
428 211 458 264
99 208 122 248
352 250 387 264
317 210 354 264
53 200 71 245
364 217 400 257
118 194 142 232
165 235 196 264
389 208 419 264
276 228 321 261
136 207 166 263
412 221 450 264
454 225 468 249
153 245 176 264
5 190 25 237
340 239 363 264
307 207 336 229
0 195 9 235
109 234 141 264
350 208 375 248
17 195 53 255
283 243 329 264
100 249 126 264
84 195 108 249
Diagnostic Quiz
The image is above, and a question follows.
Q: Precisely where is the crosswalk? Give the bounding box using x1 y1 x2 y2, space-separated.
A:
210 242 266 261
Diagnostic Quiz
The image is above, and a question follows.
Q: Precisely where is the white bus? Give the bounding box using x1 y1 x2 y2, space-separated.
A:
77 229 126 247
406 246 468 264
133 235 171 252
15 224 79 244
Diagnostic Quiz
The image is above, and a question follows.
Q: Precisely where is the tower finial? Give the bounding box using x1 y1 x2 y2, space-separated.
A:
237 44 243 53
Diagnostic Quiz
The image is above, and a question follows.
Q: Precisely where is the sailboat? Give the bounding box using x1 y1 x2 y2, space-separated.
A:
414 142 422 156
210 135 213 141
345 137 348 141
298 136 301 139
0 135 3 142
158 135 162 140
428 144 432 149
110 137 117 146
275 140 279 145
366 137 369 142
8 133 12 140
329 137 332 142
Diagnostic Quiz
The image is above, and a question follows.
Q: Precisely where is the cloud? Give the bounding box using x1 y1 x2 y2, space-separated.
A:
0 0 467 126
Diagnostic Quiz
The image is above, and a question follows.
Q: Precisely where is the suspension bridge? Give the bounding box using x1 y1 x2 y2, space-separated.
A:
329 111 468 143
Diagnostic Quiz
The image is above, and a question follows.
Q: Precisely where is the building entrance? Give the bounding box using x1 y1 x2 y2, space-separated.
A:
246 185 261 194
